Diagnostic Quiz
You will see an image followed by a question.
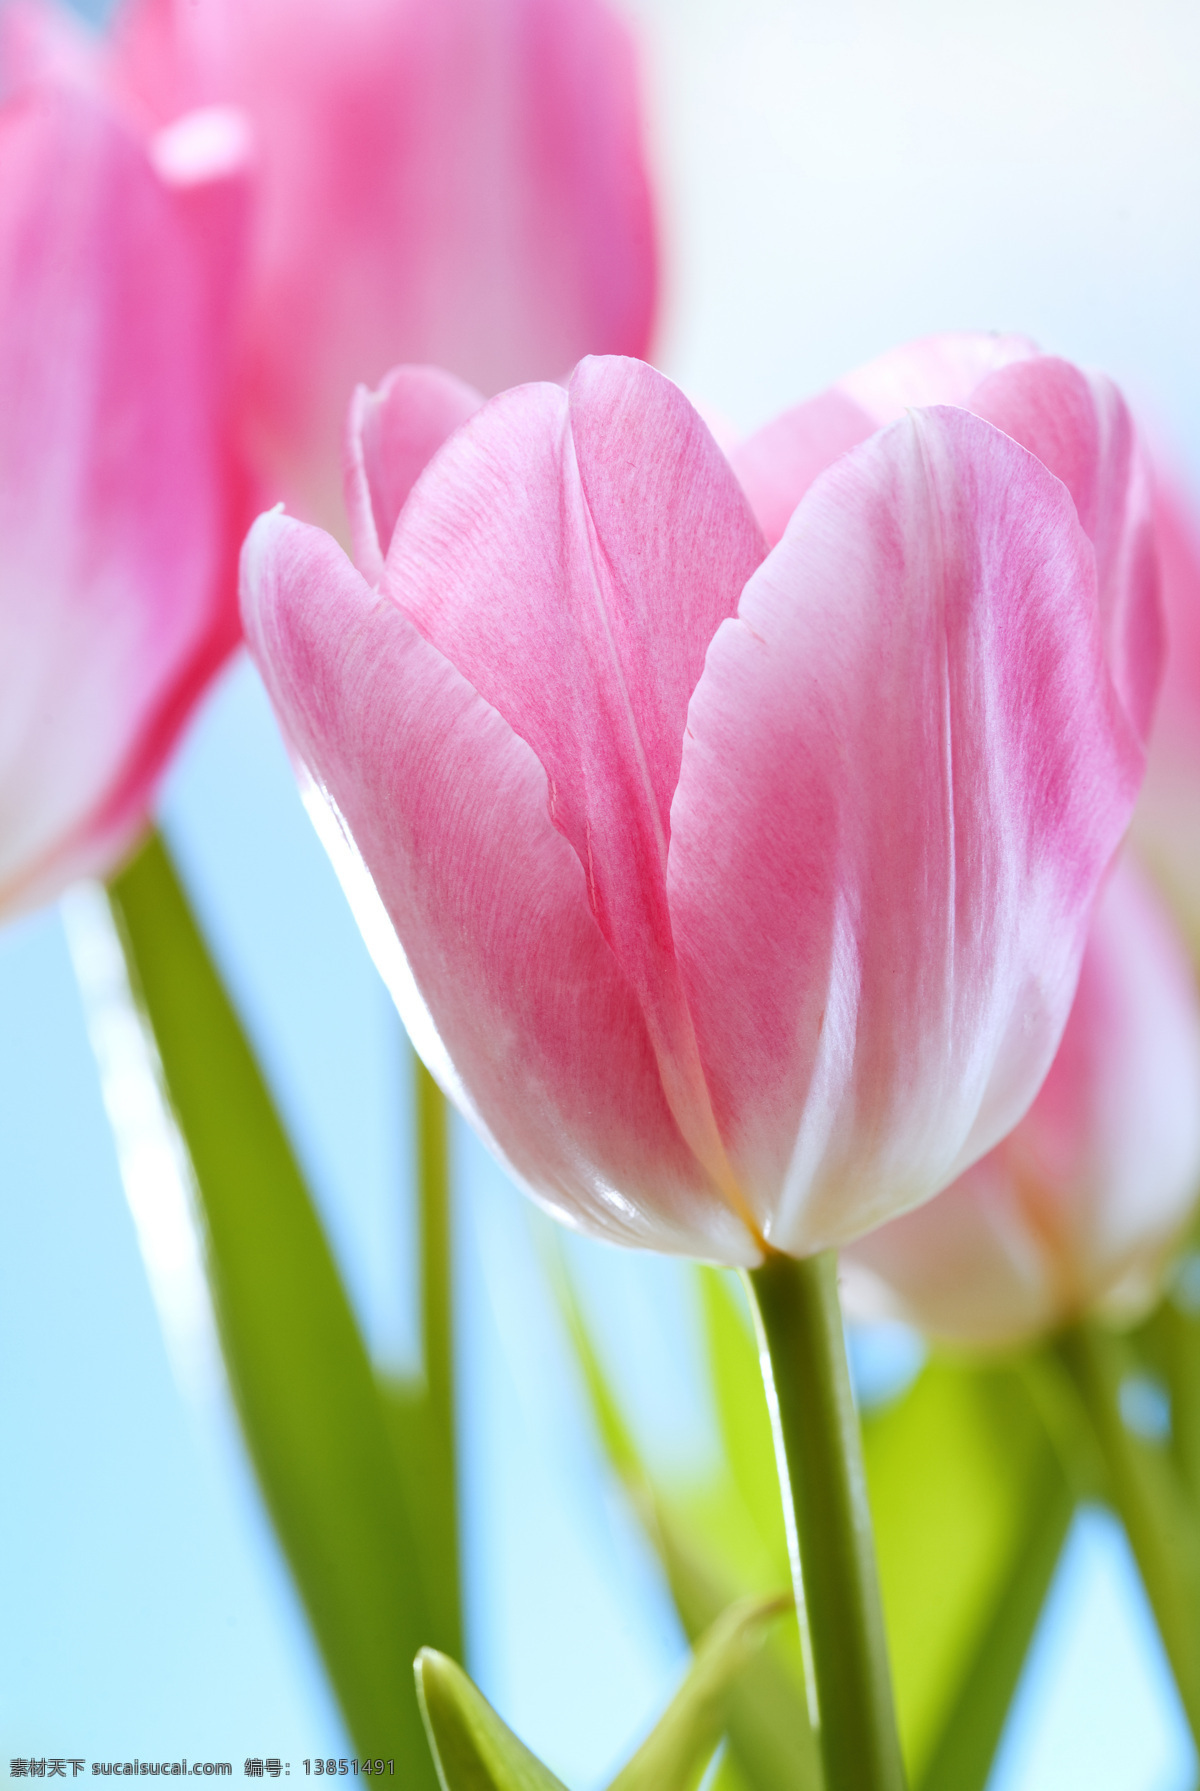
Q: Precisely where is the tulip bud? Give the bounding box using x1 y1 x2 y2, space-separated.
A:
242 339 1153 1263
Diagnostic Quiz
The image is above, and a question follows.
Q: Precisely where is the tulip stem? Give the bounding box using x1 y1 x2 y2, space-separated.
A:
744 1250 907 1791
1056 1322 1200 1741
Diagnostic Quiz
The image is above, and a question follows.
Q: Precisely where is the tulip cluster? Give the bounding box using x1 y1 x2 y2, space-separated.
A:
10 0 1200 1778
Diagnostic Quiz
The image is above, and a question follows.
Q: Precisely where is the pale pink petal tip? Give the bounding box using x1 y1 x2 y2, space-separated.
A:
343 366 484 585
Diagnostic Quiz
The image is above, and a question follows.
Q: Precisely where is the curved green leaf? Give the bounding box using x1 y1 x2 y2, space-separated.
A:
416 1651 568 1791
607 1594 789 1791
108 831 441 1768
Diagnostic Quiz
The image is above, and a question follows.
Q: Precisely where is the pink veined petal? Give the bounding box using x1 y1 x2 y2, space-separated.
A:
343 365 483 585
729 331 1039 550
845 857 1200 1345
383 355 767 1219
241 509 757 1263
968 356 1163 743
0 87 243 918
668 406 1143 1254
106 0 658 532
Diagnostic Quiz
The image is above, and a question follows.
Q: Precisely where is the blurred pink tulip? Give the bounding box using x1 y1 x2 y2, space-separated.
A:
3 0 658 533
844 859 1200 1345
241 340 1151 1263
1133 479 1200 949
0 83 251 920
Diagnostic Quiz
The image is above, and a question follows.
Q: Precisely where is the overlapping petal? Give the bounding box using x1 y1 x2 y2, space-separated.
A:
241 510 755 1261
343 366 483 586
845 859 1200 1344
0 87 248 917
669 406 1143 1253
382 357 766 1204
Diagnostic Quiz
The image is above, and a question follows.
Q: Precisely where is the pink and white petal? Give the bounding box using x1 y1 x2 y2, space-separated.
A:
385 356 766 1208
241 510 758 1263
969 357 1162 742
838 330 1038 424
343 365 483 585
729 388 874 549
846 859 1200 1343
668 407 1142 1253
729 333 1040 552
0 90 233 918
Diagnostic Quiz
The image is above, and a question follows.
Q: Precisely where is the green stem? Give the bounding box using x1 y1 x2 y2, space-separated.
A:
1056 1322 1200 1741
744 1251 907 1791
415 1052 461 1654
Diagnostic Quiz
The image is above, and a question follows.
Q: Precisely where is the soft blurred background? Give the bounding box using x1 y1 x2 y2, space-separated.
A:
4 0 1200 1785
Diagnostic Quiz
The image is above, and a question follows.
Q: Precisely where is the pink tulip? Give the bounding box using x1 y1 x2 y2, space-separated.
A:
241 340 1153 1262
844 858 1200 1345
3 0 658 534
0 83 251 919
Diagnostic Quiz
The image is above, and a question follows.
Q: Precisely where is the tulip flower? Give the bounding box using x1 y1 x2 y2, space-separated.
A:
0 82 251 920
2 0 658 533
843 858 1200 1346
241 339 1152 1264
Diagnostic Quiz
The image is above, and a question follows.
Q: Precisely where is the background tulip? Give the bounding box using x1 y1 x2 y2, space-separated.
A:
242 344 1148 1263
1133 480 1200 953
843 857 1200 1346
3 0 659 535
0 82 251 921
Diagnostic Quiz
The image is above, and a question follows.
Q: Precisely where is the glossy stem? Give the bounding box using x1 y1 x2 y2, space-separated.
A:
744 1250 907 1791
1056 1322 1200 1742
415 1052 460 1637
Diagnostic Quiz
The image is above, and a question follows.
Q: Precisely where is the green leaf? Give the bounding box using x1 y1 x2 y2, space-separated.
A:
652 1505 821 1791
862 1357 1072 1785
696 1270 789 1568
914 1449 1072 1791
607 1595 789 1791
415 1650 568 1791
108 831 441 1770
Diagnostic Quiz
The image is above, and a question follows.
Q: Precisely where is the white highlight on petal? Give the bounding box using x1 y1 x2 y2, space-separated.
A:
61 880 222 1411
151 105 254 189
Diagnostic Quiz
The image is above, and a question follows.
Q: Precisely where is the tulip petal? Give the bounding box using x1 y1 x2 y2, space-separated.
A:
0 89 241 916
729 388 873 550
343 365 483 585
730 332 1037 550
669 406 1142 1253
846 859 1200 1344
384 356 766 1209
969 356 1162 741
838 330 1038 423
241 509 757 1263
